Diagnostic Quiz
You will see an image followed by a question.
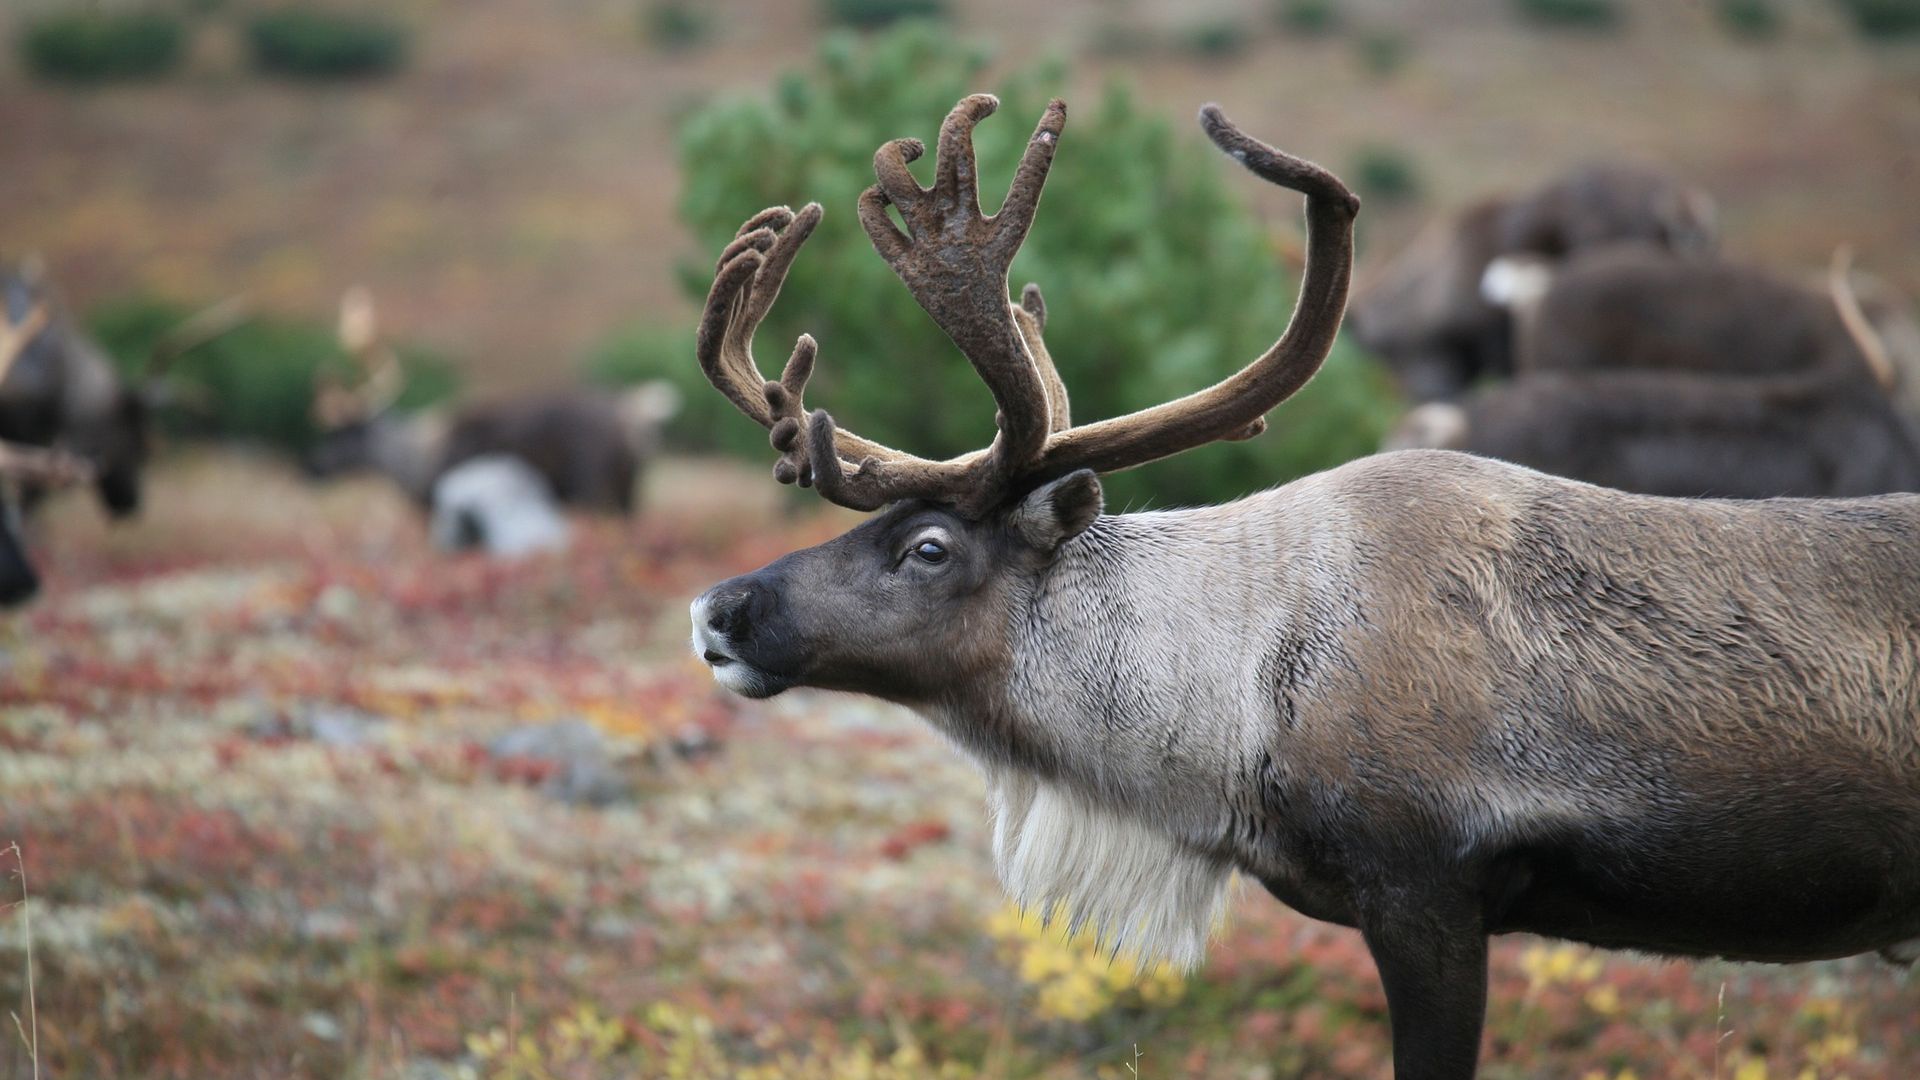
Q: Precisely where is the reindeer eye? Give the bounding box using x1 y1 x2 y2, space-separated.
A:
912 540 948 564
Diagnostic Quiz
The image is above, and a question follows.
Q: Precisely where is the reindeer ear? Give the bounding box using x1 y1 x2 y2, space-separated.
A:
1010 469 1102 552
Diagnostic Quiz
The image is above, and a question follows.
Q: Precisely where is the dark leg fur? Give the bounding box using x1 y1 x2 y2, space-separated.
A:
1361 892 1489 1080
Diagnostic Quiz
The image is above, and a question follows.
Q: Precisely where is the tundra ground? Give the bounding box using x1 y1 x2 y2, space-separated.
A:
1 452 1913 1079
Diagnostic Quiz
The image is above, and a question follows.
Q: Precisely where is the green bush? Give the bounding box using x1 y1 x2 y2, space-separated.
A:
88 298 456 450
17 10 186 83
1354 27 1410 77
1181 19 1251 57
1510 0 1620 30
1277 0 1339 36
644 0 711 51
821 0 948 29
1833 0 1920 37
648 26 1401 509
1716 0 1781 38
1352 144 1421 203
245 8 409 79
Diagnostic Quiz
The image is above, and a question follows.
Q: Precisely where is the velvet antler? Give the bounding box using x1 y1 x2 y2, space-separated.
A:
695 96 1358 515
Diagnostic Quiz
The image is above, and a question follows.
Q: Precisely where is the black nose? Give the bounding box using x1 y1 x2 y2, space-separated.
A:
706 588 754 640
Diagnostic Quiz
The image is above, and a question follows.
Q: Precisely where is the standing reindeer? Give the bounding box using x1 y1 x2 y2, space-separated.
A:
306 288 679 516
685 95 1920 1080
1347 165 1716 401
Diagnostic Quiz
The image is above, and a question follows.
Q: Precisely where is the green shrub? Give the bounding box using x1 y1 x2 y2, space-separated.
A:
1277 0 1339 36
1354 27 1410 77
644 0 711 51
88 298 456 450
17 10 186 83
821 0 948 29
1510 0 1620 30
1351 145 1421 203
1181 19 1251 57
1832 0 1920 37
246 8 409 79
652 26 1401 509
1716 0 1781 38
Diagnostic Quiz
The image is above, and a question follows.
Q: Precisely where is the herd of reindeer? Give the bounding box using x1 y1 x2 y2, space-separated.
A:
0 155 1915 610
0 269 679 605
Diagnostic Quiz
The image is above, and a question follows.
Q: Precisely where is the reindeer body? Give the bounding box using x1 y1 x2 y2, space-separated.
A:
307 389 672 514
973 449 1920 965
1391 249 1920 497
1348 166 1716 401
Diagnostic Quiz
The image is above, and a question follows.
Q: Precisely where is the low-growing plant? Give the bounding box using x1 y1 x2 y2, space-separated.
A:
656 25 1402 509
1511 0 1621 30
821 0 948 29
644 0 711 51
1717 0 1782 38
1181 18 1251 58
1832 0 1920 37
1351 144 1421 204
1354 26 1410 76
245 8 409 79
88 297 456 450
1277 0 1340 36
17 10 186 84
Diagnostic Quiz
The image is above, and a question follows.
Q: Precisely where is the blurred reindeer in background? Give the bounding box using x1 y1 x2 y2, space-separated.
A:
1390 245 1920 497
0 303 97 605
1348 165 1717 402
305 288 680 551
0 259 239 519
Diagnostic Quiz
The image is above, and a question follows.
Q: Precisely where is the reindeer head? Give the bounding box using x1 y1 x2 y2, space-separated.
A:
688 95 1358 704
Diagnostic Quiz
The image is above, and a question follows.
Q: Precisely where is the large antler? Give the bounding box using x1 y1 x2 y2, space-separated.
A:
695 96 1358 516
314 286 405 428
0 301 49 387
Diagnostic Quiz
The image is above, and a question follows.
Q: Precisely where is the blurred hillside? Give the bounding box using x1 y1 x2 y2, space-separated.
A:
2 0 1918 393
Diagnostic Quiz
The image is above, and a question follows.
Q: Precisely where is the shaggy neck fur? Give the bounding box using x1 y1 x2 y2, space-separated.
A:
926 491 1341 969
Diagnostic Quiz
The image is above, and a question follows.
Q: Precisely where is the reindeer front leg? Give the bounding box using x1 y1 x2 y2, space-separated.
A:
1360 888 1489 1080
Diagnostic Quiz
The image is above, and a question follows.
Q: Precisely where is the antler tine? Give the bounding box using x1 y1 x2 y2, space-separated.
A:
149 295 250 382
1017 283 1070 431
0 439 93 487
847 96 1070 511
0 302 49 387
1026 104 1358 480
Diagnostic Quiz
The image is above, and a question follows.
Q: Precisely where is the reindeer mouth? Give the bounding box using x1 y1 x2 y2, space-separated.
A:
702 649 733 667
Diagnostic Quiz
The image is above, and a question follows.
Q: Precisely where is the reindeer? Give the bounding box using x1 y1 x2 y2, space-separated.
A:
683 95 1920 1080
0 305 96 605
0 261 242 519
1387 246 1920 497
305 287 679 515
1347 165 1716 401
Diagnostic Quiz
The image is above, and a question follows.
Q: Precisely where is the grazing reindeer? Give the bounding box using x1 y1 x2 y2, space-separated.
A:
1388 246 1920 497
685 95 1920 1080
1347 165 1716 401
306 288 679 514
